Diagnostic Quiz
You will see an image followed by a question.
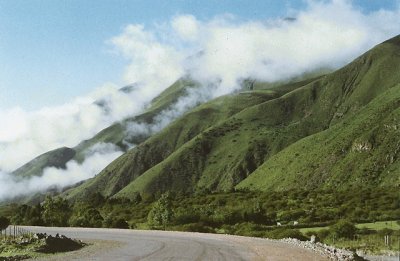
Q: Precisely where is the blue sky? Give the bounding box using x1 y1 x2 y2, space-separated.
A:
0 0 398 110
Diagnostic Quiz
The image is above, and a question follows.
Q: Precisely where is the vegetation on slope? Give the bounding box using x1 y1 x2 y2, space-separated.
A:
237 84 400 191
63 88 283 200
12 147 76 179
4 188 400 254
112 35 400 199
7 78 195 179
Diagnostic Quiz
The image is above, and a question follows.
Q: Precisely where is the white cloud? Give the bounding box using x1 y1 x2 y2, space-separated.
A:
0 83 146 172
107 0 399 100
1 0 399 199
110 24 185 101
0 143 122 200
124 84 213 143
182 0 400 95
172 15 200 42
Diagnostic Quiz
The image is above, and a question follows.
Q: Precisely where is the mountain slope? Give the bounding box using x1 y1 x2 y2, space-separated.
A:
9 35 400 204
63 88 286 200
9 78 197 179
112 35 400 199
12 147 76 179
63 74 329 201
237 83 400 191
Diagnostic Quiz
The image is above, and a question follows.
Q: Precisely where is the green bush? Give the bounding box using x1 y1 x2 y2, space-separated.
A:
174 223 214 233
147 193 173 229
377 228 394 236
174 210 200 224
0 216 10 230
357 227 375 235
266 228 308 241
42 196 71 227
329 220 357 239
111 218 129 229
315 229 330 241
69 208 103 228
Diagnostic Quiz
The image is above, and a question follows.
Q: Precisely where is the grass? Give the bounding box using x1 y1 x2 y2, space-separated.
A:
0 235 43 259
65 84 285 200
299 221 400 234
356 221 400 231
237 83 400 191
114 36 400 198
0 239 85 260
299 220 400 254
0 238 50 259
114 35 400 199
324 235 400 255
299 226 328 234
12 147 76 179
9 77 196 180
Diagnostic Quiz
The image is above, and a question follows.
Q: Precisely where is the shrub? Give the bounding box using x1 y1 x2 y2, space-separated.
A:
266 228 308 241
42 196 72 227
315 229 330 241
232 222 267 237
111 218 129 229
329 220 357 239
377 228 394 236
174 209 200 224
357 227 375 235
147 193 173 229
176 223 214 233
69 208 103 228
0 216 10 230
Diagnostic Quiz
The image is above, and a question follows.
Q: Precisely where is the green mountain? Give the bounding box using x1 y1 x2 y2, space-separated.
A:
63 35 400 200
63 86 286 200
12 147 76 180
10 35 400 204
10 78 197 179
237 82 400 191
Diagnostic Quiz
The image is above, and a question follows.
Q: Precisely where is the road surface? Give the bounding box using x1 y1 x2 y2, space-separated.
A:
23 226 328 261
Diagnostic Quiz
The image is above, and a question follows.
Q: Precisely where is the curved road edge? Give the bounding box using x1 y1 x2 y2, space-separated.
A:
22 226 329 260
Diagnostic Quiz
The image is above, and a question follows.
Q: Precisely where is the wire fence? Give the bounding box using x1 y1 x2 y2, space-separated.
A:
0 225 33 241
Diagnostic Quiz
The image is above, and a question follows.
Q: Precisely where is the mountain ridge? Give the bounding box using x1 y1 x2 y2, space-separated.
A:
5 35 400 203
111 34 400 199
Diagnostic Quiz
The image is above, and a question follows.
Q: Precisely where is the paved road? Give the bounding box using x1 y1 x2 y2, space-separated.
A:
23 226 328 261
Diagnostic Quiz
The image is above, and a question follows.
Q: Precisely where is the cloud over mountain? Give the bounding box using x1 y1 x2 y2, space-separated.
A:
0 0 399 198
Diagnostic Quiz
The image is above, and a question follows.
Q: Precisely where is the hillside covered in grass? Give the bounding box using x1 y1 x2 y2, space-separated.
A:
10 78 197 180
5 35 400 206
57 35 400 201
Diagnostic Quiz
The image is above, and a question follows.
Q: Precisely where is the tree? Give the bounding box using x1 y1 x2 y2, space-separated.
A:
0 216 10 230
132 193 142 204
28 203 44 225
42 196 71 227
330 220 357 239
147 193 173 229
69 206 103 228
87 192 106 207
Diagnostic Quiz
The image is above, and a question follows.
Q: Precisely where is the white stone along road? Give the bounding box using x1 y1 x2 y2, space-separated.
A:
23 226 328 261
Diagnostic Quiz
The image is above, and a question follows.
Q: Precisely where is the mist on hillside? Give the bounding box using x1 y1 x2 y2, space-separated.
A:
1 0 400 200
